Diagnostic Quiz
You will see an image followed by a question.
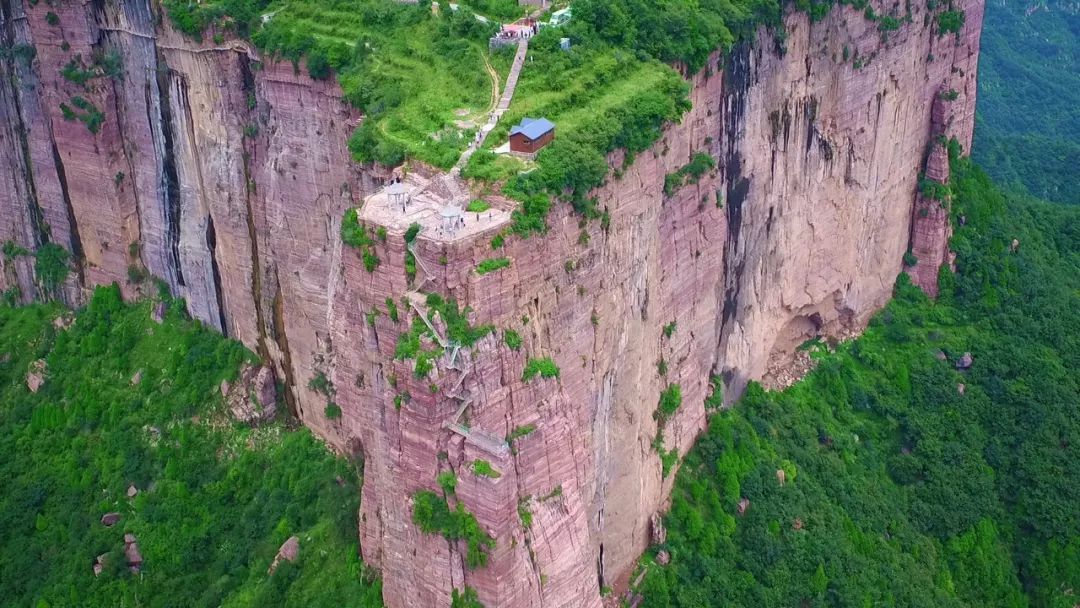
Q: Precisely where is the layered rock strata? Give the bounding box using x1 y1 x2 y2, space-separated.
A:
0 0 982 606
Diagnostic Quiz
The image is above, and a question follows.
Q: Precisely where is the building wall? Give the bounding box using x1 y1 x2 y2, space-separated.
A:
510 129 555 154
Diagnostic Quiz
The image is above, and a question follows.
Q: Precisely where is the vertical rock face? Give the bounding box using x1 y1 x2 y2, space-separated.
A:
0 0 982 607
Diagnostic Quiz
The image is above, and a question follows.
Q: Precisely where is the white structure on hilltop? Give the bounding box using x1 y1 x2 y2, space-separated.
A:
387 182 410 212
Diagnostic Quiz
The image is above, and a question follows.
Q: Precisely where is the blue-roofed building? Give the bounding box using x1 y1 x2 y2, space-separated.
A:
509 117 556 154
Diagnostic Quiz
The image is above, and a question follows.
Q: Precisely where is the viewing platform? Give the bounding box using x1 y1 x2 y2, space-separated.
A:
357 171 512 243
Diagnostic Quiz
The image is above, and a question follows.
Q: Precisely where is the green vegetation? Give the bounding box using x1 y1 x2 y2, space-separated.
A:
503 329 523 351
324 402 343 419
662 321 677 339
471 459 501 479
437 470 457 495
451 586 486 608
522 357 559 382
59 96 106 134
411 491 496 569
385 297 399 323
394 294 493 377
340 208 380 272
656 384 682 421
34 243 70 292
475 257 511 275
308 371 334 396
703 376 724 410
663 153 717 197
466 200 491 213
517 498 533 528
936 9 965 35
508 424 536 442
425 293 494 346
3 240 30 260
974 0 1079 204
0 286 383 607
639 157 1080 607
60 50 124 86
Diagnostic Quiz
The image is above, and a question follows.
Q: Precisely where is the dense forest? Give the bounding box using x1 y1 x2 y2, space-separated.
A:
639 151 1080 606
0 288 383 607
974 0 1079 205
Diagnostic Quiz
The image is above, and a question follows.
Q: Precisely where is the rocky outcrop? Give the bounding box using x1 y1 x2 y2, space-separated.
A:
0 0 983 606
269 535 300 574
223 363 278 425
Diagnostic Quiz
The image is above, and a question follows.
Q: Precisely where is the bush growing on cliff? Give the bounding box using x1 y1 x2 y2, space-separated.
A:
475 257 511 275
656 384 683 420
522 357 560 381
663 152 717 197
503 329 523 351
451 587 486 608
472 459 501 479
937 9 965 34
341 209 381 272
411 490 496 569
34 243 70 292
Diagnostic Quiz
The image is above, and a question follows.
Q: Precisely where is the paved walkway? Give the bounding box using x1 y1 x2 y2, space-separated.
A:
453 38 529 173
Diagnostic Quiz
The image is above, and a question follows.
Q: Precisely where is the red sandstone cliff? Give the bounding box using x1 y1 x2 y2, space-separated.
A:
0 0 982 606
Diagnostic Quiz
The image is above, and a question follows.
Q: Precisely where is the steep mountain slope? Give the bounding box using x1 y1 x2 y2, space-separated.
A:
0 0 984 605
974 0 1079 204
639 157 1080 608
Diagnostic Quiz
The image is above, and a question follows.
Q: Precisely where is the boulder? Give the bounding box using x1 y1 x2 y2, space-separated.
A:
936 350 948 362
26 359 46 393
649 512 666 545
776 469 786 486
737 497 750 516
124 534 143 573
956 352 973 370
130 370 143 385
101 512 121 527
957 383 966 395
655 550 670 566
127 484 139 498
93 553 108 576
1011 238 1020 253
224 364 278 426
269 535 300 574
151 302 167 323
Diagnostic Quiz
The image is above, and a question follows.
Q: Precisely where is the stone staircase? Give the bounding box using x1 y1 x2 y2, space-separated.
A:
453 38 529 173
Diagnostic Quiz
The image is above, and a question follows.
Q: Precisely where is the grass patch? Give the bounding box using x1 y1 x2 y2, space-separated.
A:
476 257 511 275
522 357 559 382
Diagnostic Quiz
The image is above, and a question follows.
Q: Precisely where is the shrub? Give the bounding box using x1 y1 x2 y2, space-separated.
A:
504 329 523 351
437 471 457 495
663 321 677 339
34 243 70 291
937 10 965 34
663 152 717 196
385 298 399 323
466 200 491 213
522 357 559 381
412 491 495 569
309 371 334 396
45 11 59 25
472 459 501 478
508 424 536 441
324 403 343 419
657 384 682 420
476 257 511 275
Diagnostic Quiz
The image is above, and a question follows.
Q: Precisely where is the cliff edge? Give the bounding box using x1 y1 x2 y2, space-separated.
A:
0 0 982 606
